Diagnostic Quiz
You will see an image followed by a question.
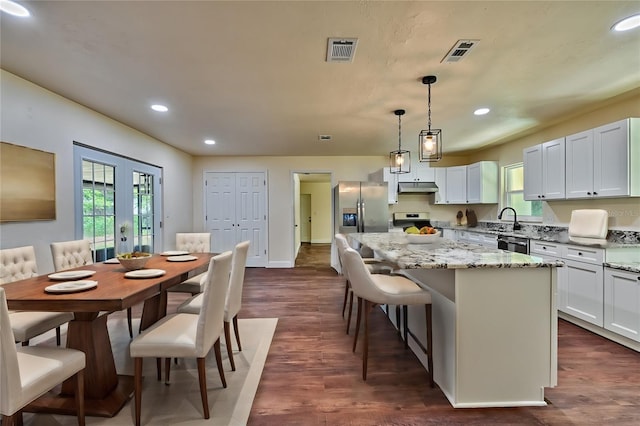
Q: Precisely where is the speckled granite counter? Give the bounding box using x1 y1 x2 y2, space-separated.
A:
345 232 558 409
604 262 640 274
348 232 563 270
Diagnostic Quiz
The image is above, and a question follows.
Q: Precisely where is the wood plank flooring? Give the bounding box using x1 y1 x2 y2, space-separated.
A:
242 243 640 425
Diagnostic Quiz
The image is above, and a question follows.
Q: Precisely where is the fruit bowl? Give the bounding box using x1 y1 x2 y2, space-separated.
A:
406 231 441 243
117 252 152 271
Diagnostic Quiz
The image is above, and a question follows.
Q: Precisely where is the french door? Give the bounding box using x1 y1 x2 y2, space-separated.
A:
73 144 163 261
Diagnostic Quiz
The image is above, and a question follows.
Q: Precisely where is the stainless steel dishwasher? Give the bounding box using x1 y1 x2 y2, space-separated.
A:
497 234 529 254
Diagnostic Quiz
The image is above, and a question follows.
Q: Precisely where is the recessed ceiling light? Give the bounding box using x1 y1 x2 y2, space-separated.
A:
150 104 168 112
204 139 216 145
0 0 30 17
612 13 640 31
474 108 490 116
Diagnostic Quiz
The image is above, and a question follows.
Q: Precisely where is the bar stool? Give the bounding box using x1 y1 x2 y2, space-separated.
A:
342 247 434 386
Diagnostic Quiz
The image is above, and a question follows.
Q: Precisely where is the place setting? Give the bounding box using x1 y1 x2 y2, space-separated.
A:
45 280 98 293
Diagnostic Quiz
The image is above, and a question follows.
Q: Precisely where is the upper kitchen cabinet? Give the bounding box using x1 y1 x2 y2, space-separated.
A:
369 167 398 204
566 118 640 199
398 156 436 183
433 167 447 205
523 137 566 201
466 161 498 204
445 166 467 204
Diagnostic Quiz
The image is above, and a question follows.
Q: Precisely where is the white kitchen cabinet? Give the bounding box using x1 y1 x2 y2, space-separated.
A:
566 118 640 199
562 244 604 327
369 167 398 204
523 138 565 201
445 166 467 204
531 240 567 310
604 268 640 343
398 156 436 183
433 167 447 204
466 161 498 204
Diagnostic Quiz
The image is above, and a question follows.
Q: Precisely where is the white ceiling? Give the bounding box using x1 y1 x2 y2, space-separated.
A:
1 1 638 157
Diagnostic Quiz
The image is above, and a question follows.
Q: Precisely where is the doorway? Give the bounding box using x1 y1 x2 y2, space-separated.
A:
292 172 333 267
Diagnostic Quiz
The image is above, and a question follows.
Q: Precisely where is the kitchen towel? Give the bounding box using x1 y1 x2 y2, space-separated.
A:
568 209 609 239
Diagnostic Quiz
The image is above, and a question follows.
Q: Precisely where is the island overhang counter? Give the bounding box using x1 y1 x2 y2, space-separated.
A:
347 232 563 408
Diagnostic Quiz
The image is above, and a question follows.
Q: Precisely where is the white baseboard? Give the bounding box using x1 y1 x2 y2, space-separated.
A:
311 238 332 244
268 260 294 268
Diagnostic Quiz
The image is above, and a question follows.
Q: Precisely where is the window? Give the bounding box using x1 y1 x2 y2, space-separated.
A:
502 163 542 222
74 144 162 261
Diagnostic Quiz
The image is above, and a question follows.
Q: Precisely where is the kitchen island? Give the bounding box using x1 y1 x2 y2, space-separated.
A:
348 232 563 408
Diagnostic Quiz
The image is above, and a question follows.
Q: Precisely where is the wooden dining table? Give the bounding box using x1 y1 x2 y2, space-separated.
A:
2 253 214 417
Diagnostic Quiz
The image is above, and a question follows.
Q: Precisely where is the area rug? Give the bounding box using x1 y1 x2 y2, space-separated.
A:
24 317 278 426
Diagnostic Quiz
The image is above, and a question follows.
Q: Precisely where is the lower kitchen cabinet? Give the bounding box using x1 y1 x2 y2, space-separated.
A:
604 268 640 343
563 258 604 327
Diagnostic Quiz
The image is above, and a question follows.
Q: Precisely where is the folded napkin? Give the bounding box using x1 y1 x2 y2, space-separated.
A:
568 209 608 239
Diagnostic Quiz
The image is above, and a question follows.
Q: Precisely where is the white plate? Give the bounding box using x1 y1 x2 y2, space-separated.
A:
103 258 120 264
45 280 98 293
124 269 166 279
166 255 198 262
48 270 96 280
161 250 190 256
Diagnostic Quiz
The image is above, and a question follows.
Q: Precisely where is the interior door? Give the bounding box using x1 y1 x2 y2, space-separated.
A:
205 171 267 267
300 194 311 242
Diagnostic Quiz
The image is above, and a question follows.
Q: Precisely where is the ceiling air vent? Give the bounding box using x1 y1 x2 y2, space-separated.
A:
318 135 332 141
326 38 358 62
441 39 479 63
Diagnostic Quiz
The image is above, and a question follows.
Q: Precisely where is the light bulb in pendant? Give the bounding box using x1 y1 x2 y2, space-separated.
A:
423 134 434 153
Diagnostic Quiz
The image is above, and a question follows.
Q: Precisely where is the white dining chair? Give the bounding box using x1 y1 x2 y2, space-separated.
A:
51 239 136 338
177 240 250 371
342 247 434 386
168 233 212 295
129 250 233 426
0 246 73 346
0 287 86 426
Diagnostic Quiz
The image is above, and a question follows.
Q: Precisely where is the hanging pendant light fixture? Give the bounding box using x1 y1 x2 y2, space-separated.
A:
418 75 443 162
389 109 411 174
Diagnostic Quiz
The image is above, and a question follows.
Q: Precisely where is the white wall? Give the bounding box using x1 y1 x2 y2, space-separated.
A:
0 71 194 273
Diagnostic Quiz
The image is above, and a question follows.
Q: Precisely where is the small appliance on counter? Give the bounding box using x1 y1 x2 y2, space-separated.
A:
568 209 609 244
392 212 433 232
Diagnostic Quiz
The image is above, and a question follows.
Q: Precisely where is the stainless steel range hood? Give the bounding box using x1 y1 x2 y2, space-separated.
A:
397 182 439 194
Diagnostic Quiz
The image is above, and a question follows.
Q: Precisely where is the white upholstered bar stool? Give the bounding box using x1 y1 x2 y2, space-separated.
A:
342 247 434 386
0 287 86 426
167 232 212 295
129 251 232 426
335 234 395 335
51 239 136 338
0 246 73 346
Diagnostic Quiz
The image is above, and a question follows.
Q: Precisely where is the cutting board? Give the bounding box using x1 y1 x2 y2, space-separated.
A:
568 209 608 239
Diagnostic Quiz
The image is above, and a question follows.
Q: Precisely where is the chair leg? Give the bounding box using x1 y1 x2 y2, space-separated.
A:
426 304 434 388
403 305 409 349
395 305 401 338
75 369 85 426
363 300 370 381
165 358 171 384
224 321 236 371
56 326 62 346
353 297 363 352
341 279 349 317
127 308 134 338
2 411 23 426
21 340 28 346
156 358 162 381
232 315 242 351
196 357 210 419
213 338 227 388
134 358 143 426
346 290 354 335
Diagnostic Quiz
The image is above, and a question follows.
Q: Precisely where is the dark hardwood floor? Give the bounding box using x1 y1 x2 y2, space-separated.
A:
242 243 640 425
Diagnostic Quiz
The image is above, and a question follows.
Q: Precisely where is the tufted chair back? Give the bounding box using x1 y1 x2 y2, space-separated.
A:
0 246 38 285
176 233 211 253
224 240 250 321
50 240 93 272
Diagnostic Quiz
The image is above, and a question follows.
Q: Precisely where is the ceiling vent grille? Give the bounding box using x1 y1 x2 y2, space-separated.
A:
441 39 479 63
326 38 358 62
318 134 332 141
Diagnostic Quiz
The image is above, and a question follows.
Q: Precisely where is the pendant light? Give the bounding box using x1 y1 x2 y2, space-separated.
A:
418 75 443 162
389 109 411 174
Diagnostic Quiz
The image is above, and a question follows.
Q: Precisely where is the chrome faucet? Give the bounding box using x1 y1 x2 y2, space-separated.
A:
498 207 522 231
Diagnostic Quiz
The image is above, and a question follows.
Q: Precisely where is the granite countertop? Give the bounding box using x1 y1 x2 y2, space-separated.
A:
604 262 640 274
348 232 563 270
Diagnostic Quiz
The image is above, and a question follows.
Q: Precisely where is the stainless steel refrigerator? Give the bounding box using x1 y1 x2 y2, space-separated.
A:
334 181 389 234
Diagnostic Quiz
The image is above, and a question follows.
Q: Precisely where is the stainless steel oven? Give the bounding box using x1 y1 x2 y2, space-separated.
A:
497 234 529 254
